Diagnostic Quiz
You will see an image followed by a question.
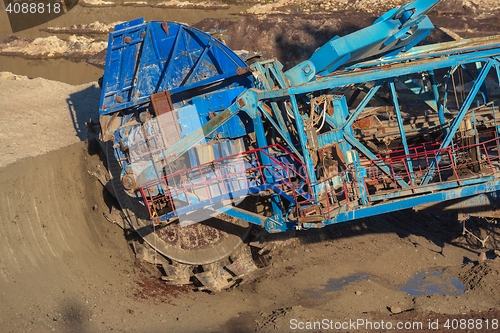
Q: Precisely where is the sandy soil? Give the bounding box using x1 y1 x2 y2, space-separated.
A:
41 21 123 35
0 72 100 168
155 1 230 9
1 2 500 333
0 35 107 59
80 0 116 7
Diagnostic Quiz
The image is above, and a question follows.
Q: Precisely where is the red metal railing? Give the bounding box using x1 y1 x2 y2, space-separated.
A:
139 132 500 220
366 137 497 186
317 131 500 218
138 144 313 219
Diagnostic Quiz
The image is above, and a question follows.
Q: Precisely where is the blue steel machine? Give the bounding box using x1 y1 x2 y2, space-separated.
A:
98 0 500 290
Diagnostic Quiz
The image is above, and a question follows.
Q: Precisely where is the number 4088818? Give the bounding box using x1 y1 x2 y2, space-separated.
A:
443 318 499 330
5 2 62 14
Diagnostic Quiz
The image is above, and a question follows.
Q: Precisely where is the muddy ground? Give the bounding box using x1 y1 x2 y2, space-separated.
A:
1 1 500 332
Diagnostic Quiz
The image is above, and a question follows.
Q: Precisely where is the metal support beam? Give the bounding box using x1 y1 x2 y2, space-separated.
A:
343 84 381 129
429 70 445 126
390 81 415 186
258 104 302 159
290 95 318 188
257 48 500 101
343 133 411 189
305 179 500 227
403 76 438 112
420 60 494 185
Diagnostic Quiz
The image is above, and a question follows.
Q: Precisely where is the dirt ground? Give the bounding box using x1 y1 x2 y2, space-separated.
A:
1 1 500 332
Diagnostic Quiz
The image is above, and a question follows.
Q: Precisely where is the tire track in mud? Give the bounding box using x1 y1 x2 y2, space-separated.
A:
0 144 92 280
0 142 133 331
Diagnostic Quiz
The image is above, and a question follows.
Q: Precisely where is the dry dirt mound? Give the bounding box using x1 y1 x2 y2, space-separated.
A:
155 0 230 9
41 21 123 34
195 13 378 71
459 259 500 297
0 73 100 168
0 35 106 59
79 0 115 7
0 142 136 333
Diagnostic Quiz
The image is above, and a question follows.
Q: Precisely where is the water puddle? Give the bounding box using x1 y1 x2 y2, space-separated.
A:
306 273 371 298
0 56 103 85
306 268 466 299
399 267 466 297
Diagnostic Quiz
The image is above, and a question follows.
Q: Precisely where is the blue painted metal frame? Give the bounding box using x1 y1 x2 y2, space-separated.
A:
420 60 496 185
99 0 500 234
284 0 437 85
99 20 252 116
302 179 500 228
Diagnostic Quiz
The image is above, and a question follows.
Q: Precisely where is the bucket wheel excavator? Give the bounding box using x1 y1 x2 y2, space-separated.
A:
97 0 500 291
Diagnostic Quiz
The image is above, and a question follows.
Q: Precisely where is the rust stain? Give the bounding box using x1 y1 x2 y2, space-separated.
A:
237 67 250 75
353 115 382 129
162 21 170 35
261 103 273 116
